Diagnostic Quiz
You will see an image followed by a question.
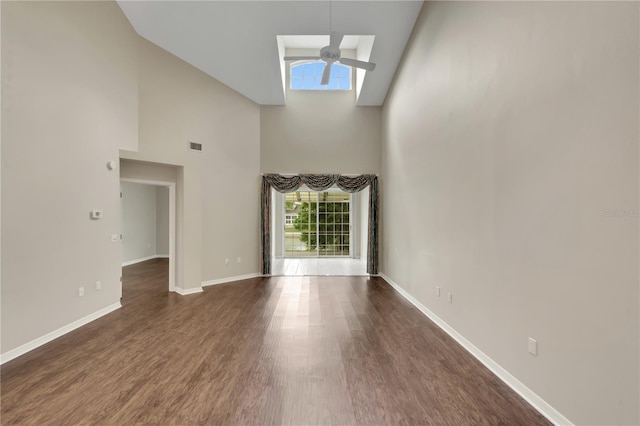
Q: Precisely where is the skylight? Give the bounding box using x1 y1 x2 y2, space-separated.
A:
277 35 376 102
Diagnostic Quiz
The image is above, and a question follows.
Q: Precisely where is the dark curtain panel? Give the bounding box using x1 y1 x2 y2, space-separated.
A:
261 174 378 275
367 176 378 275
260 177 273 277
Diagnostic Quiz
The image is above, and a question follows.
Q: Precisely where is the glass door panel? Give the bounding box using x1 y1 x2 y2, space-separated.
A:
284 189 350 257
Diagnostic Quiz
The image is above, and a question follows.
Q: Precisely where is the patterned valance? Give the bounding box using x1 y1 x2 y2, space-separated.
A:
263 173 375 193
261 174 379 275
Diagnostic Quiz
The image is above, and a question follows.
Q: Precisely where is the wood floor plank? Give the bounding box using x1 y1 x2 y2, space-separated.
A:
1 258 550 425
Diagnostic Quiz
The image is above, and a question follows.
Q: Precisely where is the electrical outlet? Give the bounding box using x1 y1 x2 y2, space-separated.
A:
448 293 453 304
79 287 84 297
225 258 229 265
96 281 101 291
436 286 441 296
528 337 537 356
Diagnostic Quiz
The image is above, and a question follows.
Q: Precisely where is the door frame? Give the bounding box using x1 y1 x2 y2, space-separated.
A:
120 178 176 292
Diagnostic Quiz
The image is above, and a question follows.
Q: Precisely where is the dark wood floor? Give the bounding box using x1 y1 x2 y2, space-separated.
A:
1 259 549 425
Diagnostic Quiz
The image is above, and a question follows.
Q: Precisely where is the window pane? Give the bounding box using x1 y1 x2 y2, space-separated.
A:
285 190 351 258
305 63 315 75
290 62 351 91
291 78 303 90
291 65 303 77
302 78 315 90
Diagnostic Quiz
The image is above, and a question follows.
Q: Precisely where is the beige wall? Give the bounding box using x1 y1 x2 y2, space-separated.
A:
118 182 169 262
381 2 639 424
1 1 138 353
1 0 261 355
121 37 261 286
121 182 157 263
261 49 381 174
156 186 170 256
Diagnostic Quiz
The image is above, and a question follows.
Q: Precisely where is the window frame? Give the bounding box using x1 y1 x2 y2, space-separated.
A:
283 189 352 258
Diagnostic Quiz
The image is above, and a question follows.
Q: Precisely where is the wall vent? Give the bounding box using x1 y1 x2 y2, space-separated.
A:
188 141 202 152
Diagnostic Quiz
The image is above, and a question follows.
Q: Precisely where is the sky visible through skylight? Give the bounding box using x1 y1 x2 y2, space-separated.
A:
291 62 351 91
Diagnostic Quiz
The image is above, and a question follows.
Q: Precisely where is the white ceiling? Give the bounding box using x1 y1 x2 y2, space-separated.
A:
117 1 424 106
279 34 360 50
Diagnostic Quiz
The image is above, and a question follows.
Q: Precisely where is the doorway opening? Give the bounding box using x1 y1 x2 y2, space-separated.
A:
120 178 176 297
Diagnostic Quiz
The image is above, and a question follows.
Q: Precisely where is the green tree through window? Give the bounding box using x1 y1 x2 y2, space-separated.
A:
293 201 349 253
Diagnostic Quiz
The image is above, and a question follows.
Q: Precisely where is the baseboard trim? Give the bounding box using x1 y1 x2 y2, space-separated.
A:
202 273 261 287
174 286 203 296
378 272 573 426
122 254 160 267
0 302 122 365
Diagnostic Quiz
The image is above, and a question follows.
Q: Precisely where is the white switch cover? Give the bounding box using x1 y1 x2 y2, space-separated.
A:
79 287 84 297
225 258 229 265
111 234 119 243
448 293 453 304
237 257 242 263
436 287 441 296
528 337 538 356
96 281 101 290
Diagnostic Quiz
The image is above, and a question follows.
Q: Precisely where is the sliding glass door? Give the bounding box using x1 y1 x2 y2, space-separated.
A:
284 190 350 257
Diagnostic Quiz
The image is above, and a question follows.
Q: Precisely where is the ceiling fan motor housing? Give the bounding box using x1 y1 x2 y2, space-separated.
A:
320 46 340 62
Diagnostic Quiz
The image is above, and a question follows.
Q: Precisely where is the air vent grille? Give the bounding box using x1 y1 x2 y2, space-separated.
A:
189 141 202 152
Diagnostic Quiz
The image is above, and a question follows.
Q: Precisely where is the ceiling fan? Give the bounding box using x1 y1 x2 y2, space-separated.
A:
283 31 376 85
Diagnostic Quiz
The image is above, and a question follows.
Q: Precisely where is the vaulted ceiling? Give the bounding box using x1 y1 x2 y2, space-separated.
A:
117 1 423 106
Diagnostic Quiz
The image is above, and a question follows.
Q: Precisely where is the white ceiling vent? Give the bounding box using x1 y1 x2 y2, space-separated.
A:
189 141 202 152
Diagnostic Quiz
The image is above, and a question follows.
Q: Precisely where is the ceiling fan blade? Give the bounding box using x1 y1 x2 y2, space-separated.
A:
338 57 376 71
283 56 321 61
321 63 332 85
329 31 344 49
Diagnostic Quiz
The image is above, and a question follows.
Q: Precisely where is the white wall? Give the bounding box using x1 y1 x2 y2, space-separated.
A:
261 49 381 174
156 186 170 256
121 37 261 287
1 1 138 354
381 2 639 425
121 182 157 264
